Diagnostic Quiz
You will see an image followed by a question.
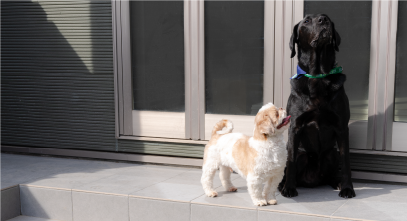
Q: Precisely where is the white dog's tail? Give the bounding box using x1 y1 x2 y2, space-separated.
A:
211 119 233 137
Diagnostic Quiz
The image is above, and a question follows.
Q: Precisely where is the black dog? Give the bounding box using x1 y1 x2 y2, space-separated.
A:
278 14 356 198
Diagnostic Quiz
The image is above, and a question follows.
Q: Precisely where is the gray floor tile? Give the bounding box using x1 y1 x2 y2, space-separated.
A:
61 160 139 174
20 186 72 221
332 194 407 221
23 172 118 189
1 157 96 188
137 164 192 172
192 178 259 209
1 186 21 221
2 171 47 189
7 216 59 221
330 182 407 221
75 166 189 195
123 164 191 176
333 201 407 221
260 185 348 216
258 210 330 221
72 191 128 221
191 204 257 221
352 182 407 203
130 169 239 202
129 197 190 221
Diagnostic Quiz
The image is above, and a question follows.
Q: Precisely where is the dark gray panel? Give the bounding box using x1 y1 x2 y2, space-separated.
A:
204 1 264 116
130 1 185 112
350 153 407 174
1 1 117 151
118 140 205 158
394 1 407 122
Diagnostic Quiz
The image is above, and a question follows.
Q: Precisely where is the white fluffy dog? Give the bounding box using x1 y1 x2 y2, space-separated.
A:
201 103 291 206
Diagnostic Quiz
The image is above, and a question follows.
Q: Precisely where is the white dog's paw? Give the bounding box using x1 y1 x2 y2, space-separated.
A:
227 186 237 192
205 191 218 197
253 199 268 206
267 199 277 205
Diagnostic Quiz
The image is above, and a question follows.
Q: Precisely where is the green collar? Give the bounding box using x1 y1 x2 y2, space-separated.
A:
291 66 343 79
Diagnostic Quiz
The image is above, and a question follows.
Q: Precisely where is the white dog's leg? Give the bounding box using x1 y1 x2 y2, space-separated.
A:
219 166 237 192
262 173 283 205
201 163 218 197
247 174 267 206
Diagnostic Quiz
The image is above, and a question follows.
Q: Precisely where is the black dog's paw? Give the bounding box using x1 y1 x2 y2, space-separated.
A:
281 186 298 198
338 187 356 198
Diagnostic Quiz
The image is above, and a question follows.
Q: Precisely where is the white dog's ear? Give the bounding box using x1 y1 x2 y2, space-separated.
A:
255 112 275 135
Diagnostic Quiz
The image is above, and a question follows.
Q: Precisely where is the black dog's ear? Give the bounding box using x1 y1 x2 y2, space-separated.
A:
289 23 300 58
331 22 341 52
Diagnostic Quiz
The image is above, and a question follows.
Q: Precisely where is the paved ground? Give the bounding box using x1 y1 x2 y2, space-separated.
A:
2 153 407 221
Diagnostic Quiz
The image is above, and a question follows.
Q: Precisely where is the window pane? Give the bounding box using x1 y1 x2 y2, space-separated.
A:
205 1 264 116
305 1 372 121
130 1 184 112
394 1 407 122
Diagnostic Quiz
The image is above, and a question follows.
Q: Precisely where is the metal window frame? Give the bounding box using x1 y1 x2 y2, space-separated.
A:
277 0 405 152
369 0 403 152
114 0 277 142
112 0 132 137
369 0 398 151
184 0 205 140
113 0 189 140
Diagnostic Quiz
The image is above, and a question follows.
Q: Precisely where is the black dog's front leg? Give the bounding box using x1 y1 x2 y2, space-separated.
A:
280 126 300 198
337 128 356 198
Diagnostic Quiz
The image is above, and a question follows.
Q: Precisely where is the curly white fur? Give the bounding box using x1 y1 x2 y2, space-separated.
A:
201 103 289 206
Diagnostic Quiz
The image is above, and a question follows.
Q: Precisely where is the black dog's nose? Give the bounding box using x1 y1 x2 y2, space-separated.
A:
318 16 328 24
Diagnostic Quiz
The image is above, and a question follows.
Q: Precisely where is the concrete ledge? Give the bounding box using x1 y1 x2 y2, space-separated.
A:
1 185 21 221
1 145 203 167
17 184 379 221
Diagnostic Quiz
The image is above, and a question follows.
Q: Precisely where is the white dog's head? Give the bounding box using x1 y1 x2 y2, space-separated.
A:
254 103 291 139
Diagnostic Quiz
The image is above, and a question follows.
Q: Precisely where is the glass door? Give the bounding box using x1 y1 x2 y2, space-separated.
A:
130 1 186 138
203 1 266 139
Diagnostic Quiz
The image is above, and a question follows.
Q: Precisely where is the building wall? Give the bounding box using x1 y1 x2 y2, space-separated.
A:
1 1 406 174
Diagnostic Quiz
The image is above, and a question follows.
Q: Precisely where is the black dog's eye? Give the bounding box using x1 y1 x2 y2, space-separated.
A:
304 20 309 23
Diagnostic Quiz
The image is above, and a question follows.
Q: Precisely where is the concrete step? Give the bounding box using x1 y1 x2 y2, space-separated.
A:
2 153 407 221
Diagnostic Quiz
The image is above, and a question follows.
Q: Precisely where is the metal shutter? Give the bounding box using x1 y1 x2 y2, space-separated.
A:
1 1 117 151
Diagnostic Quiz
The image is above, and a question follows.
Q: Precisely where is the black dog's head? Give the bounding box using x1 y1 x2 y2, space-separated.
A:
290 14 341 58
